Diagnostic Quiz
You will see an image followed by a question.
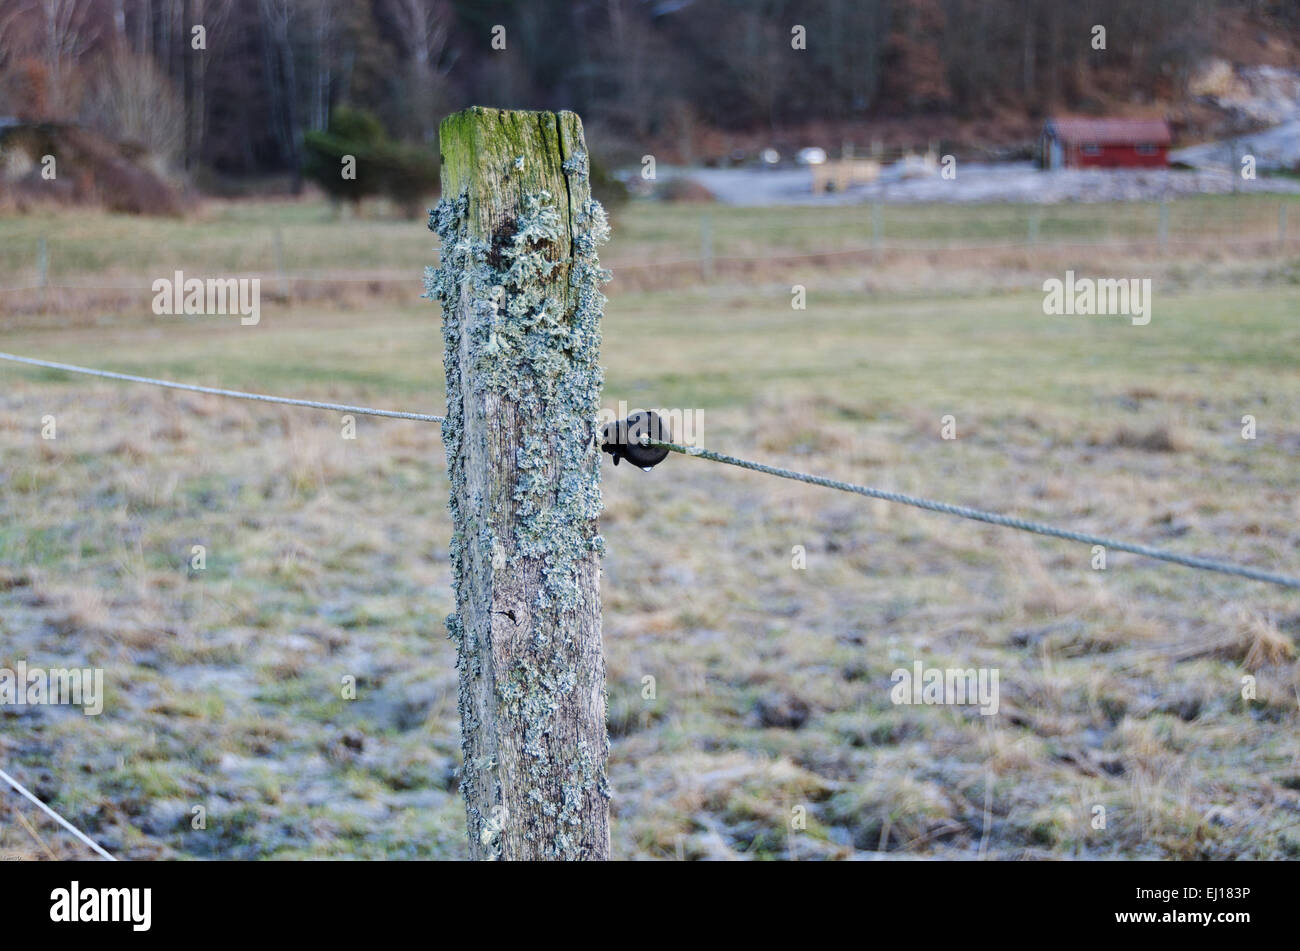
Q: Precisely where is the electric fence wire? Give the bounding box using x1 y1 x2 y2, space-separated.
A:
646 438 1300 591
0 766 117 861
0 352 446 422
3 349 1294 590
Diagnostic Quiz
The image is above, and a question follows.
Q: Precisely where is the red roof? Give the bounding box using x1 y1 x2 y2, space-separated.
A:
1046 117 1171 146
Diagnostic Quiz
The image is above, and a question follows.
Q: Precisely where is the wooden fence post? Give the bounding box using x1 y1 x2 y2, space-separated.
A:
430 107 610 860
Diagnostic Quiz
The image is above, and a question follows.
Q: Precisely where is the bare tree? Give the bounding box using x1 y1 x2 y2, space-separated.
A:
822 0 889 115
83 47 184 163
258 0 302 179
304 0 335 132
0 1 28 67
384 0 453 141
40 0 99 116
596 0 668 139
183 0 233 168
714 0 790 131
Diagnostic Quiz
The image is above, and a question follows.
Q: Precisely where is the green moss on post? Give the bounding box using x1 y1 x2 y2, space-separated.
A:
428 107 611 860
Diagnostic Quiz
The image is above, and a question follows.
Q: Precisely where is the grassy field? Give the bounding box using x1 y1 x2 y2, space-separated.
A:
1 192 1296 284
1 196 1299 860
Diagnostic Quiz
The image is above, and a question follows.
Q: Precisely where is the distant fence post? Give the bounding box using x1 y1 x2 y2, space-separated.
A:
272 227 291 301
432 107 610 861
37 237 48 310
700 212 713 281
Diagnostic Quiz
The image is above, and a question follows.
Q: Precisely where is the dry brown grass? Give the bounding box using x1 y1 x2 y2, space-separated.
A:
2 199 1298 860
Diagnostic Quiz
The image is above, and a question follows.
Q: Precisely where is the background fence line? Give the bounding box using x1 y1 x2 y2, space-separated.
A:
4 228 1297 296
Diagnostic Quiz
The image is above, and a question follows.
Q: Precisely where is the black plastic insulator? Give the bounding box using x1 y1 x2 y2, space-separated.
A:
601 410 672 470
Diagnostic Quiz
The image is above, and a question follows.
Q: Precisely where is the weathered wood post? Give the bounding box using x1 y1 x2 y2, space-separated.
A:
428 107 611 860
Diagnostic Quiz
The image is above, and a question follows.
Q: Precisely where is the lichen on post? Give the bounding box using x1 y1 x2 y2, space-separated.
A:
426 107 611 860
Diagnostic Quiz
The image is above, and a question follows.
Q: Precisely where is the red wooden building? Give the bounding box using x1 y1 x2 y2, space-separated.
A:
1042 117 1171 169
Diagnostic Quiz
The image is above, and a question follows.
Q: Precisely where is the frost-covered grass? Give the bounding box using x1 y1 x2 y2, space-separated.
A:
1 200 1298 860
